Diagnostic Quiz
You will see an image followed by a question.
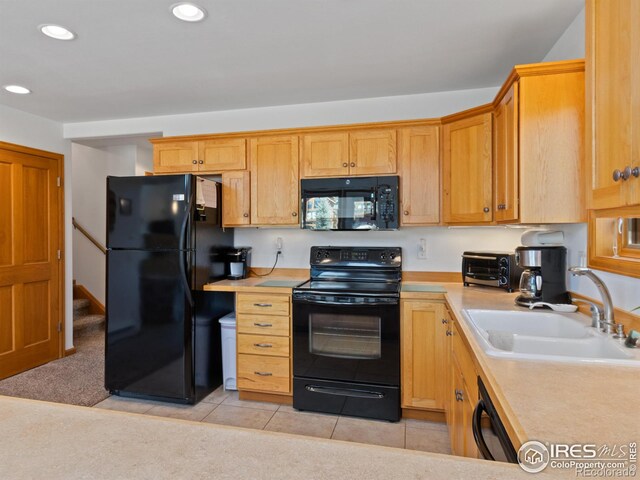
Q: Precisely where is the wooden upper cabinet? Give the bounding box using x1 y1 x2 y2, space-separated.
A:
398 126 440 225
200 138 246 171
588 0 640 209
493 83 519 223
249 135 300 225
153 142 199 173
301 132 350 178
442 111 493 224
153 138 246 174
222 171 250 227
349 129 397 176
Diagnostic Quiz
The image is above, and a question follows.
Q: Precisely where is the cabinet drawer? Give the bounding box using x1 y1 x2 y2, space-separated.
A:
237 314 290 336
238 334 290 357
237 354 290 393
236 293 290 316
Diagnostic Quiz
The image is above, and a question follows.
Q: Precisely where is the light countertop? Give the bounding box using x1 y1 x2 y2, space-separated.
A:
203 275 308 294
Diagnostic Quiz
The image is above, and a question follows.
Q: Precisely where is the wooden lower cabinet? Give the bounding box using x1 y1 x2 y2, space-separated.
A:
236 293 292 395
401 300 448 410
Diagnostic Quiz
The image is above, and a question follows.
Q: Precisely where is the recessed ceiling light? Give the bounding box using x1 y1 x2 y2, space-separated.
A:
171 3 207 22
39 24 76 40
3 85 31 95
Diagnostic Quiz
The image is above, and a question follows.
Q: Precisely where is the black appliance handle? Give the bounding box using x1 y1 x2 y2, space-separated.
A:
180 250 194 307
305 385 384 399
472 399 495 461
293 295 398 307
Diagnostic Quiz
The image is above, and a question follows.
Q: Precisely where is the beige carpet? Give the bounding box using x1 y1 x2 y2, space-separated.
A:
0 327 108 407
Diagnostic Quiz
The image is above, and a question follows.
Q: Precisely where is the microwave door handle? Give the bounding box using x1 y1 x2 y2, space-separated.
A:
472 399 495 461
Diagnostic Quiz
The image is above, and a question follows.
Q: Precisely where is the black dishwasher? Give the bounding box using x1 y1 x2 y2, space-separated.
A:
472 377 518 463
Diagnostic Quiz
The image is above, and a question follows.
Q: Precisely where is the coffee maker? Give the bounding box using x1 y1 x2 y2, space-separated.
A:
226 247 251 280
514 246 570 307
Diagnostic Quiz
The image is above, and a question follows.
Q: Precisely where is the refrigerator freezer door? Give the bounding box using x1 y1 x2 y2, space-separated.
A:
107 175 193 250
106 249 193 401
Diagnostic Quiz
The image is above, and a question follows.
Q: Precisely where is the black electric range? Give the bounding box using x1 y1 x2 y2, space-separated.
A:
292 246 402 422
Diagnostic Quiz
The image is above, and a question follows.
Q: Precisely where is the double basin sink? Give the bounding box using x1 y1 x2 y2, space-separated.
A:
462 309 639 365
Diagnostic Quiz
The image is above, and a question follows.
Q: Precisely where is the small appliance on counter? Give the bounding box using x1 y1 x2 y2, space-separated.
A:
514 246 570 307
462 251 522 292
226 247 251 280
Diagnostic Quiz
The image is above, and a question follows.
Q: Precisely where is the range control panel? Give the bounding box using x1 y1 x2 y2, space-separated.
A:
310 246 402 267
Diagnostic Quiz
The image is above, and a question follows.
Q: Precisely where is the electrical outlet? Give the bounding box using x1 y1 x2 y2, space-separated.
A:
418 238 427 259
275 237 283 253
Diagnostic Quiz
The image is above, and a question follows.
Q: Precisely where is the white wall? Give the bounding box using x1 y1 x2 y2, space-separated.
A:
72 144 142 305
543 8 586 62
0 104 74 350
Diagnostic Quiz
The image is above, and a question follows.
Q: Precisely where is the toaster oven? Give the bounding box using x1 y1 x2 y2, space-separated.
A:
462 251 522 292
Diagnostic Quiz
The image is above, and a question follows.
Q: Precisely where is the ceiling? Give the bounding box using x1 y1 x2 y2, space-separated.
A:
0 0 583 123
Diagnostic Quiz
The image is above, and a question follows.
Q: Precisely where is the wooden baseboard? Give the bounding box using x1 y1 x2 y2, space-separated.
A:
73 284 105 315
239 390 293 405
64 347 77 357
402 408 446 423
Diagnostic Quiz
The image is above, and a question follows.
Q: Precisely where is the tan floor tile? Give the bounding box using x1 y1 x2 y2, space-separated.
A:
201 386 232 404
331 416 405 448
405 426 452 454
404 418 448 432
277 405 338 418
264 411 338 439
221 391 279 411
93 396 156 414
202 404 275 429
144 401 218 422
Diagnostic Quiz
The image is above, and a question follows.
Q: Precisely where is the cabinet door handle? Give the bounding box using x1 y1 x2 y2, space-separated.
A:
483 207 490 213
350 162 356 167
192 160 198 164
403 210 409 215
253 343 273 348
342 162 348 167
441 318 448 324
622 166 632 180
445 330 453 336
253 303 272 308
243 213 249 217
199 160 204 164
292 212 298 217
253 322 273 327
632 167 640 178
497 204 506 210
254 371 273 376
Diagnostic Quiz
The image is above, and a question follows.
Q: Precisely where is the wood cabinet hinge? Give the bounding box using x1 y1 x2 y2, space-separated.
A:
57 323 62 333
57 250 61 260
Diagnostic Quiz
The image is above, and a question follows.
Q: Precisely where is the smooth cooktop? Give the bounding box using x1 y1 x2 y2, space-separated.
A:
294 280 401 295
256 280 306 288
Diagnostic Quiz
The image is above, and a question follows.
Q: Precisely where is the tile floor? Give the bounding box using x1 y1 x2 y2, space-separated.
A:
93 387 451 454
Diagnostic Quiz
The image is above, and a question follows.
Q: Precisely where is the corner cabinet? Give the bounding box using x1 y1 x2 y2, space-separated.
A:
401 300 448 411
152 138 246 174
398 125 440 225
442 109 493 224
587 0 640 209
249 135 300 226
493 61 586 223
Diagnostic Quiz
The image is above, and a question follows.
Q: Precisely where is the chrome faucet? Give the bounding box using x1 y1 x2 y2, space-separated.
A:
568 267 616 334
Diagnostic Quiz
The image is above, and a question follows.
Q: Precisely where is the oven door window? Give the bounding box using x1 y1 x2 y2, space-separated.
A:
303 189 376 230
309 313 381 359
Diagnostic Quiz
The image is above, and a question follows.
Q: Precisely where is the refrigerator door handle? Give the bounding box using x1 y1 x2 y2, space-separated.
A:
180 250 194 306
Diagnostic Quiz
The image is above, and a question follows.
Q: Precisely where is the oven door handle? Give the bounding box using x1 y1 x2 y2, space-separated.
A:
305 385 385 399
472 399 495 461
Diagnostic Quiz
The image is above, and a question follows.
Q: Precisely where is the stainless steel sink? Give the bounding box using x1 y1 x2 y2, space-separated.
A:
462 309 639 365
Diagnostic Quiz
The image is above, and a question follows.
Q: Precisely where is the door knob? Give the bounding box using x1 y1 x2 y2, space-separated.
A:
632 167 640 178
342 162 348 167
243 213 249 217
292 212 298 217
198 160 204 164
192 160 198 164
483 207 490 213
350 162 356 167
403 210 409 215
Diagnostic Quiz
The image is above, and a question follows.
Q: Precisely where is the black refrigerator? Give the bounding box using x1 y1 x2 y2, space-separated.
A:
105 174 234 404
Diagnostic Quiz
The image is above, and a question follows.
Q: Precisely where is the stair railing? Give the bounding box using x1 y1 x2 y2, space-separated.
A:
72 217 106 254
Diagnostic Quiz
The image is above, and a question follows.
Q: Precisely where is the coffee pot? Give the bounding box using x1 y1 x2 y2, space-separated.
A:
515 246 570 307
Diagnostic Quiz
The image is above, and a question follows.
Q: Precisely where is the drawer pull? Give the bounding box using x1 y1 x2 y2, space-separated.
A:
253 303 272 307
254 371 273 376
253 343 273 348
253 322 273 327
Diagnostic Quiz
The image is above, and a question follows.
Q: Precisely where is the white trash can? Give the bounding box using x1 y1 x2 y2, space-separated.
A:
219 312 237 391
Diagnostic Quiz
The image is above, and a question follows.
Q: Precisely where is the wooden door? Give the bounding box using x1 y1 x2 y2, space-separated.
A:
398 126 440 225
249 136 299 225
349 129 397 175
588 0 633 209
442 113 493 224
222 171 250 226
493 83 519 223
199 138 246 172
301 133 349 178
153 142 199 173
401 301 446 410
0 144 63 379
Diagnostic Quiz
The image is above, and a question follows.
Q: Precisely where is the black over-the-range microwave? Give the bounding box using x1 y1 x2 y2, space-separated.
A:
300 176 399 231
